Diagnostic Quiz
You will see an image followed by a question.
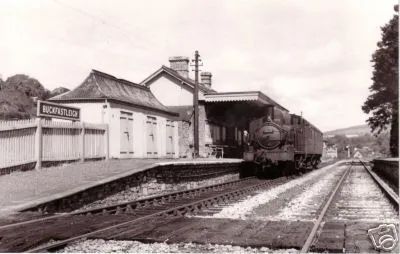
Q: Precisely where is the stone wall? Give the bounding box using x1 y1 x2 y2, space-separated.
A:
178 121 192 158
23 162 244 213
372 159 399 191
177 102 208 158
78 173 239 211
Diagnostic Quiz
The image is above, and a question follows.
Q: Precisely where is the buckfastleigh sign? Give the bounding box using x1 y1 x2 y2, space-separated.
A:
37 100 80 121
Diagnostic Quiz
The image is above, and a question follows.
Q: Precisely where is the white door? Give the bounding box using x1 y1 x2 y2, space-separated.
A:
166 120 175 157
120 112 133 156
146 116 157 157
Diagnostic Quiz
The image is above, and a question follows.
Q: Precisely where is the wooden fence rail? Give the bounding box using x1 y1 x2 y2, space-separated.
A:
0 119 109 171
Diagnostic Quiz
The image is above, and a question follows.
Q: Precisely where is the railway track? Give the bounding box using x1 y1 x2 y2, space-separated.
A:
301 160 399 253
0 177 256 230
5 161 392 253
0 176 290 252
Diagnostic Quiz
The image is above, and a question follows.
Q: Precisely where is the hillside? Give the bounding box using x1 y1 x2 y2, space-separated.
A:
324 124 391 157
324 124 371 136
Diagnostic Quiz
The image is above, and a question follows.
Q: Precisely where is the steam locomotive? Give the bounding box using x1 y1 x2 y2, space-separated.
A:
244 106 323 176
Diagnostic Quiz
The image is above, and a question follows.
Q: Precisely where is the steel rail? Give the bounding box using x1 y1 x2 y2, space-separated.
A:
73 177 257 216
359 160 399 208
300 163 353 253
26 177 288 253
0 177 256 231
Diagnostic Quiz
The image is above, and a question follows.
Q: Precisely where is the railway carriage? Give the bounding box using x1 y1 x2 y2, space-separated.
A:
244 107 323 175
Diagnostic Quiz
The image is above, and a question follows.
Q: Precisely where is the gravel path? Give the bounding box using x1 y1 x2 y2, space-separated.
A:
200 162 344 220
59 239 298 253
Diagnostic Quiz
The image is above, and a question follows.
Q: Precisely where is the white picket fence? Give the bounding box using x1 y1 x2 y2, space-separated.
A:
0 118 109 170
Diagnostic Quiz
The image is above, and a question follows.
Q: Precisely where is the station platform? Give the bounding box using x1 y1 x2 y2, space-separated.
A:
0 158 243 216
371 157 399 193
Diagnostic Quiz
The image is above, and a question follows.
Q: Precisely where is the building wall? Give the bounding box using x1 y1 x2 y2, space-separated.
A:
175 103 210 158
108 102 179 159
59 102 105 124
178 121 192 158
147 74 229 158
147 75 205 106
148 75 194 106
57 101 179 159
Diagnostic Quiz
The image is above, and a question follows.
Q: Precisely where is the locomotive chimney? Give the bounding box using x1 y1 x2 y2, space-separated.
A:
169 56 189 78
200 72 212 88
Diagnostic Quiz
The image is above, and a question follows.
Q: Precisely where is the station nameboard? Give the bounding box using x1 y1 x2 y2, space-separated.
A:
37 100 80 121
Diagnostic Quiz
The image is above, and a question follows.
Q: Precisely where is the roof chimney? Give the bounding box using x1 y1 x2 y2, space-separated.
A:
169 56 189 78
200 72 212 88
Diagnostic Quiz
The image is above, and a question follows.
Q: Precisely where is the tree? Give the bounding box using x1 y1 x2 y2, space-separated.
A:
3 74 50 100
0 74 51 119
50 87 70 97
362 5 399 157
0 87 34 119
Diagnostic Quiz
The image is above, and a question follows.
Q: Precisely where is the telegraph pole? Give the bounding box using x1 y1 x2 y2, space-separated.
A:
192 50 201 158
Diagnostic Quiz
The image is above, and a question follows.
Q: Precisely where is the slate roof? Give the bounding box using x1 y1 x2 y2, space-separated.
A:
49 69 178 116
168 105 193 122
140 65 217 94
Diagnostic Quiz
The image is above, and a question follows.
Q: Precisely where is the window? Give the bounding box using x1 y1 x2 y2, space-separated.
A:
234 127 238 142
215 125 221 142
238 130 242 145
210 124 222 143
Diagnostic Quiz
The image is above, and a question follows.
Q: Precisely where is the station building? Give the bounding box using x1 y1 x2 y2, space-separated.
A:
49 70 179 159
141 56 289 158
49 56 289 160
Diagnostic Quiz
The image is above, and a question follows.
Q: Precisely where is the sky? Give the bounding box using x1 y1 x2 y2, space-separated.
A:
0 0 397 132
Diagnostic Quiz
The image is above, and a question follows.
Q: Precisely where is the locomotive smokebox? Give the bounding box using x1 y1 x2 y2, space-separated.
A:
255 122 286 150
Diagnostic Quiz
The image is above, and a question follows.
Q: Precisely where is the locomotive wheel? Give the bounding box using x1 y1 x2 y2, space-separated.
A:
295 157 304 171
312 159 320 169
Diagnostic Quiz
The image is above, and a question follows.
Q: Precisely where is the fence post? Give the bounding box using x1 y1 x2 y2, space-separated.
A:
35 118 42 169
104 124 109 160
80 122 85 162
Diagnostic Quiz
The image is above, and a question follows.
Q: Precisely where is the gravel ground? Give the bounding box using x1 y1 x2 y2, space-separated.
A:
200 163 343 220
76 174 239 211
256 165 346 221
327 165 398 222
58 239 298 253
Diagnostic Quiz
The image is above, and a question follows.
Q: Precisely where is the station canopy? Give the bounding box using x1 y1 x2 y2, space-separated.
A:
204 91 287 111
203 91 288 128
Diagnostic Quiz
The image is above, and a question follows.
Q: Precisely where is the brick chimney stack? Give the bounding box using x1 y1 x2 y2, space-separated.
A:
200 72 212 88
169 56 189 78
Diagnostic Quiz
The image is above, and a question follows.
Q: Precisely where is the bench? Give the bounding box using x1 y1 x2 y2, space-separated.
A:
206 144 226 158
